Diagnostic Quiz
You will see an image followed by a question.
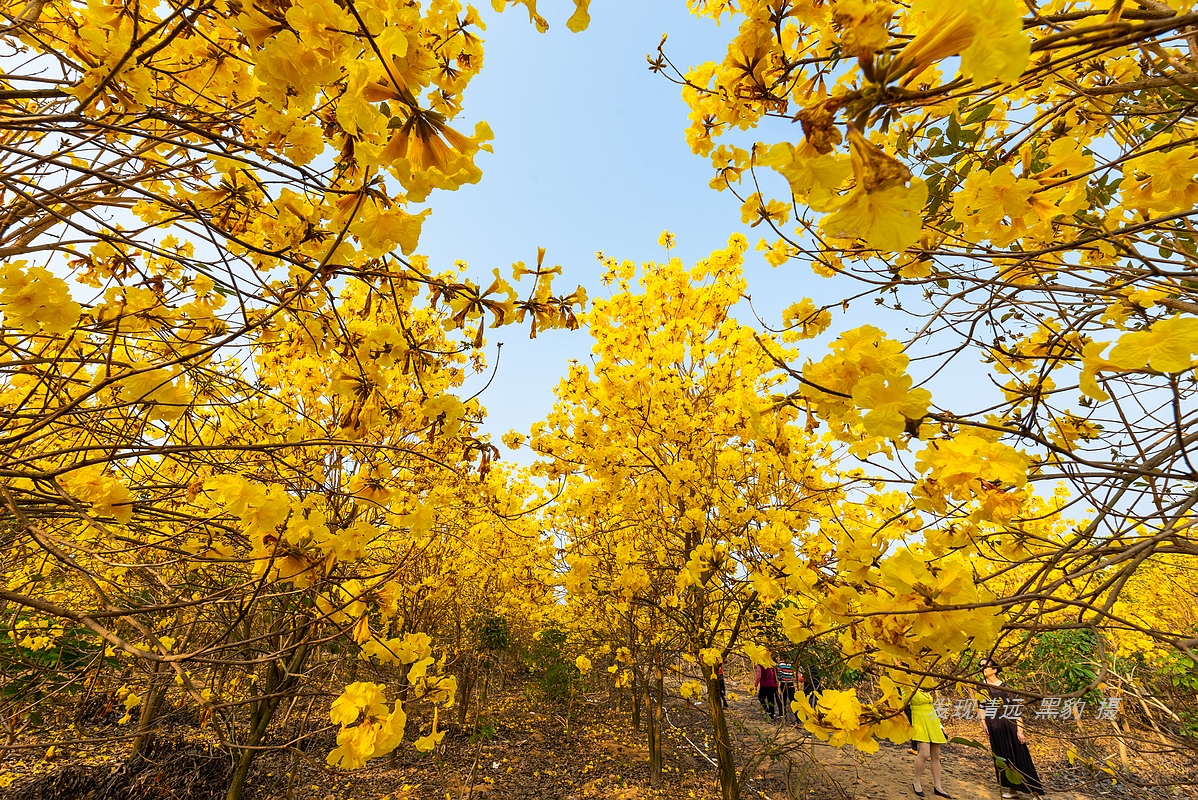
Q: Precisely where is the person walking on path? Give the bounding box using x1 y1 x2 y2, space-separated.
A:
754 661 780 720
776 658 797 722
980 659 1045 798
800 660 822 707
905 686 952 798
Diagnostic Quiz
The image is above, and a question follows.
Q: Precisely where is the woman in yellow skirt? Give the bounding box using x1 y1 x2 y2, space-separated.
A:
906 689 952 798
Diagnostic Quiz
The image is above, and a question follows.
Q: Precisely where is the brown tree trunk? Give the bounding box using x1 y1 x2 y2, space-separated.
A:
226 639 311 800
627 611 640 732
706 669 739 800
227 693 277 800
457 662 476 727
631 671 642 733
130 662 164 758
646 672 662 787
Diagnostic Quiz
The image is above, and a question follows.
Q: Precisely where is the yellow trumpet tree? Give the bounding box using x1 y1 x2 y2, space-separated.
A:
0 0 588 796
652 0 1198 765
530 235 844 800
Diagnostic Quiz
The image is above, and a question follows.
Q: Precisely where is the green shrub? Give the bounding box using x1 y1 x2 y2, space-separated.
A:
1022 629 1101 701
526 627 575 701
476 615 512 653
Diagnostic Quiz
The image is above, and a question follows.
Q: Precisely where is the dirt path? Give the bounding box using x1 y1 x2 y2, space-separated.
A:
720 678 1098 800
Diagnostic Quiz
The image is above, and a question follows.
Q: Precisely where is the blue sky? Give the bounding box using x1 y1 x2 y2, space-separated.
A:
415 2 996 454
417 2 821 445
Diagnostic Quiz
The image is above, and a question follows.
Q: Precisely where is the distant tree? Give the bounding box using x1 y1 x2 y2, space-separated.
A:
532 236 844 799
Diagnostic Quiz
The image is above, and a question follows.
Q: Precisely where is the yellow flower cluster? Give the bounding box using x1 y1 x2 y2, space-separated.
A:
0 262 81 335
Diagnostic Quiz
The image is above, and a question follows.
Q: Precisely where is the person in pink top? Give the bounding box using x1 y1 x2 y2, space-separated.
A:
754 661 780 720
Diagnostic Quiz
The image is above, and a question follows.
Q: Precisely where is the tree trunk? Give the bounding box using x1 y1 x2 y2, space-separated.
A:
631 671 642 733
227 693 277 800
226 639 311 800
130 662 164 758
457 665 476 727
644 666 667 787
389 681 411 770
646 674 662 787
706 670 739 800
627 611 640 732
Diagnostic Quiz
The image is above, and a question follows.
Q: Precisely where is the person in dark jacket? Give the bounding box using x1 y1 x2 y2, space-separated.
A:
800 660 821 706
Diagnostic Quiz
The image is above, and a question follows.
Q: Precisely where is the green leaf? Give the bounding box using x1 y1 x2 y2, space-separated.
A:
992 756 1025 784
949 736 986 749
966 103 996 125
947 115 962 145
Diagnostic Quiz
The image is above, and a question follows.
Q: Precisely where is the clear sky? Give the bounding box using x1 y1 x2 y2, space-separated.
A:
415 2 994 453
416 2 810 447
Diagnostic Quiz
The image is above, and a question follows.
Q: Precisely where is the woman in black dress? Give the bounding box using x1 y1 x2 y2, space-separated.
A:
980 659 1045 798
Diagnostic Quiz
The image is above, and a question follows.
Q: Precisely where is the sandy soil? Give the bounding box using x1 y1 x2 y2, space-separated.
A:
718 673 1197 800
7 672 1196 800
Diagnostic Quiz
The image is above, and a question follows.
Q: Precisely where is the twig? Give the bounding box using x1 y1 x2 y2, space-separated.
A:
661 706 718 768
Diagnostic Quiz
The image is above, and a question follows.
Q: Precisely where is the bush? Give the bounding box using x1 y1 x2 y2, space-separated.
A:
793 639 864 691
526 627 575 701
1160 651 1198 740
1021 629 1101 700
476 615 513 653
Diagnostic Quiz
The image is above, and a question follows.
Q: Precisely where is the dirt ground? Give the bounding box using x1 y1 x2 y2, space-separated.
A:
721 673 1198 800
5 671 1197 800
